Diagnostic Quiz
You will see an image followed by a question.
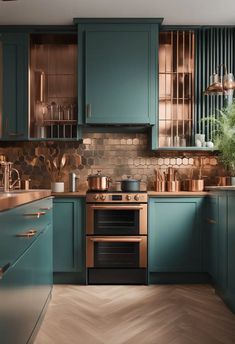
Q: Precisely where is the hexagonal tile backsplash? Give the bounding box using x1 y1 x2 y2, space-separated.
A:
0 133 224 191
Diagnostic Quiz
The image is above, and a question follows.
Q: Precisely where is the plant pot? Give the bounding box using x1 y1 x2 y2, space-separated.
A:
51 182 64 193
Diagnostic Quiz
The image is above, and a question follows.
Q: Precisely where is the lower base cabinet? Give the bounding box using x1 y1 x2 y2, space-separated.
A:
0 224 52 344
53 198 85 283
227 192 235 311
149 197 204 275
206 191 235 313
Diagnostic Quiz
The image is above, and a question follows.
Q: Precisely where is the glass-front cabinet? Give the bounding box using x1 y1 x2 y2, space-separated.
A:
158 30 195 149
29 34 78 139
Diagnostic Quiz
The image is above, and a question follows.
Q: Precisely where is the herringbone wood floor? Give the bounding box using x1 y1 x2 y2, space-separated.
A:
35 285 235 344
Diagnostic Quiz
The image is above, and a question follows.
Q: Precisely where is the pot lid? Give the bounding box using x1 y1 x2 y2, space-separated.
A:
88 170 108 178
120 176 140 182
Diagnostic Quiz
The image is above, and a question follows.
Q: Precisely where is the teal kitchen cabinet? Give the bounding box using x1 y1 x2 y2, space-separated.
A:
31 224 53 323
0 197 53 268
53 198 84 274
227 192 235 312
205 195 218 284
0 33 28 140
149 197 204 275
216 192 228 296
77 19 162 125
206 190 235 313
0 199 53 344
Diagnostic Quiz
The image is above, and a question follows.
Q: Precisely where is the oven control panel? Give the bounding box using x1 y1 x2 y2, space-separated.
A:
86 193 148 203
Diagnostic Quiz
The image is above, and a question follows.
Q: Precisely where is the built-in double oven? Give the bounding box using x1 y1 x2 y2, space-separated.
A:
86 192 148 284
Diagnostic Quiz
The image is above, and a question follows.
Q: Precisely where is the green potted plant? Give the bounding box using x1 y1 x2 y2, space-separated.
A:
207 102 235 184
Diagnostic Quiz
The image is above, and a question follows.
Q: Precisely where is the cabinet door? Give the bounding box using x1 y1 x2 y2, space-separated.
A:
82 24 157 125
205 196 218 283
31 224 53 321
149 197 203 272
216 193 228 294
53 198 84 272
227 192 235 311
0 33 28 140
0 224 52 344
0 197 52 268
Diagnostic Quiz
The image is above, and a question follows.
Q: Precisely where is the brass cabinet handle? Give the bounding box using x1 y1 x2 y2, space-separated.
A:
89 237 142 243
40 207 52 211
0 263 10 280
207 218 217 224
8 132 24 137
86 104 91 118
90 205 144 210
23 211 46 218
16 229 37 238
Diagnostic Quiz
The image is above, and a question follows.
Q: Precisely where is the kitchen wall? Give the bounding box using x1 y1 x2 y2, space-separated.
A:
0 132 224 191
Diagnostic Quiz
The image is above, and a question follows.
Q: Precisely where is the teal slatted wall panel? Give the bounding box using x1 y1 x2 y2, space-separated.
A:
195 27 235 141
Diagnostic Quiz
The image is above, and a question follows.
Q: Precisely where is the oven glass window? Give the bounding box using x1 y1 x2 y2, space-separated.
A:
94 242 139 268
94 209 139 235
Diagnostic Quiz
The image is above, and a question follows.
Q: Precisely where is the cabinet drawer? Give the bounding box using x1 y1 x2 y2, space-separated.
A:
0 197 52 267
0 224 53 344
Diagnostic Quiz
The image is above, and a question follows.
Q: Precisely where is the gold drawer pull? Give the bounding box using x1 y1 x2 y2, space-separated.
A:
23 211 46 218
0 262 10 279
16 229 37 238
207 218 216 224
40 207 52 211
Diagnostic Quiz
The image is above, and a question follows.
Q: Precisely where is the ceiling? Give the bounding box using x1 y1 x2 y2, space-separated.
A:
0 0 234 26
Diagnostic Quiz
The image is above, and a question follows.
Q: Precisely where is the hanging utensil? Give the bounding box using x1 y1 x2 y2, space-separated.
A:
60 154 67 170
53 157 59 170
46 159 52 173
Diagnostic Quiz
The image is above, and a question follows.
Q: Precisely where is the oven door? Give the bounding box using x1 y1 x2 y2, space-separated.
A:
86 204 147 235
86 236 147 268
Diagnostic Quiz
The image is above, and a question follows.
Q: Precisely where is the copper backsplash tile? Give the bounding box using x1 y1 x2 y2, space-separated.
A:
0 133 223 191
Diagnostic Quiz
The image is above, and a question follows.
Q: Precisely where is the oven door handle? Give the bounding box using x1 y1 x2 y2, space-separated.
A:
89 205 144 210
89 237 143 242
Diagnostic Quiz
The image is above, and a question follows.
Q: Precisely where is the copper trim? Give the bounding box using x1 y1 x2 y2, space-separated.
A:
89 205 144 210
89 237 142 242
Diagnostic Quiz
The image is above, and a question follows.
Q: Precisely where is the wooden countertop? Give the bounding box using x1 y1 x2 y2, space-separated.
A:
148 191 209 197
206 186 235 191
52 191 86 197
0 189 52 212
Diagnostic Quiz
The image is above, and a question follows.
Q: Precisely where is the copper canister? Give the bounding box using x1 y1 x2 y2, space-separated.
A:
155 181 166 192
166 181 181 192
190 179 204 192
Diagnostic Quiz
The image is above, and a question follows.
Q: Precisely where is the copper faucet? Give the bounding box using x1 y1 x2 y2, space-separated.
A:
0 161 21 192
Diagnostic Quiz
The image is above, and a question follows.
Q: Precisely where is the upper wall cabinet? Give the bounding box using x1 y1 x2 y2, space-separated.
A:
151 29 196 150
29 33 79 140
152 27 235 151
0 33 28 141
76 19 162 125
158 30 195 149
